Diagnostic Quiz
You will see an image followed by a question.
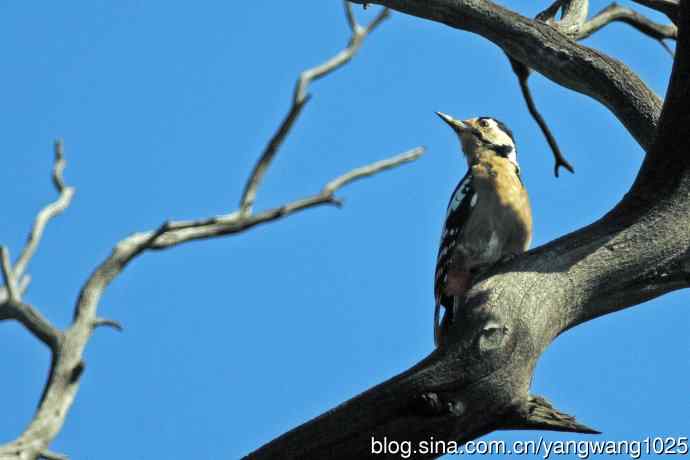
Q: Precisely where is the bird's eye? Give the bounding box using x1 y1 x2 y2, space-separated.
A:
479 119 490 128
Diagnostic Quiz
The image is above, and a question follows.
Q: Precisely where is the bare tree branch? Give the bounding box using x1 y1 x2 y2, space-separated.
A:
39 450 68 460
557 0 590 34
0 139 73 312
0 141 72 352
247 113 690 455
577 3 677 42
536 0 564 21
0 247 19 302
632 0 679 24
0 299 62 351
0 4 422 456
4 0 685 457
0 144 423 460
0 274 30 305
322 148 422 194
508 56 574 177
509 1 674 176
92 317 124 332
349 0 661 152
144 147 424 249
660 39 675 55
246 1 690 458
0 247 62 351
344 1 359 32
238 2 390 215
12 140 75 280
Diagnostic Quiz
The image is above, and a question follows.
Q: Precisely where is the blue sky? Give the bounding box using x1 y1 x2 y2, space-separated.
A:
1 1 687 459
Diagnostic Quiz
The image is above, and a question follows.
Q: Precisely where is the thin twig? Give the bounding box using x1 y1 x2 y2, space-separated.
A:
40 450 69 460
536 0 564 22
631 0 679 25
0 247 18 302
363 5 391 32
13 139 75 280
93 317 124 332
508 57 574 177
523 1 675 176
0 4 417 457
344 1 359 33
0 141 73 350
52 139 66 190
577 3 677 41
323 147 423 194
659 39 675 56
150 147 424 249
238 98 311 215
238 2 390 215
294 6 390 102
1 114 421 460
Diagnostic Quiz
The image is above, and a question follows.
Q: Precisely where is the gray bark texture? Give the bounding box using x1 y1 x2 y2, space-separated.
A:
245 1 690 458
1 0 686 458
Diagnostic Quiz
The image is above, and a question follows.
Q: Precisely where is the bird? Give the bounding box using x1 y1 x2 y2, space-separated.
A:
433 112 532 347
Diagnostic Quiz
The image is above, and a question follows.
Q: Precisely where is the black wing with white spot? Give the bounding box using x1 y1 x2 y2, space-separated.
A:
434 170 476 311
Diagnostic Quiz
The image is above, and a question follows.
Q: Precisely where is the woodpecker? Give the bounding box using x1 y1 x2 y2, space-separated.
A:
434 112 532 347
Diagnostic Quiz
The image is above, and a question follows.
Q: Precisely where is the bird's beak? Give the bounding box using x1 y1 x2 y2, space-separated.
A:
435 111 470 133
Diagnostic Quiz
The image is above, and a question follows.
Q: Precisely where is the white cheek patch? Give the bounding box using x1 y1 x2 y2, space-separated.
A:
485 119 517 164
487 121 515 148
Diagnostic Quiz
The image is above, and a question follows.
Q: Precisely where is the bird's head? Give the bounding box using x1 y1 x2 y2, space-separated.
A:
436 112 517 167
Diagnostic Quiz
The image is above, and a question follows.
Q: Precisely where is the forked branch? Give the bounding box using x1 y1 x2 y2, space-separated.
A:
0 144 423 460
349 0 661 153
632 0 679 24
508 56 574 177
513 0 675 175
578 2 677 57
0 247 19 303
0 4 424 459
246 0 690 458
0 142 70 351
239 2 390 215
13 140 75 280
132 147 424 250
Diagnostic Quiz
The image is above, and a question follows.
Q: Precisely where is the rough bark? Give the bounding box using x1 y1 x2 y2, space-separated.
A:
2 0 686 458
353 0 662 152
245 1 689 458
